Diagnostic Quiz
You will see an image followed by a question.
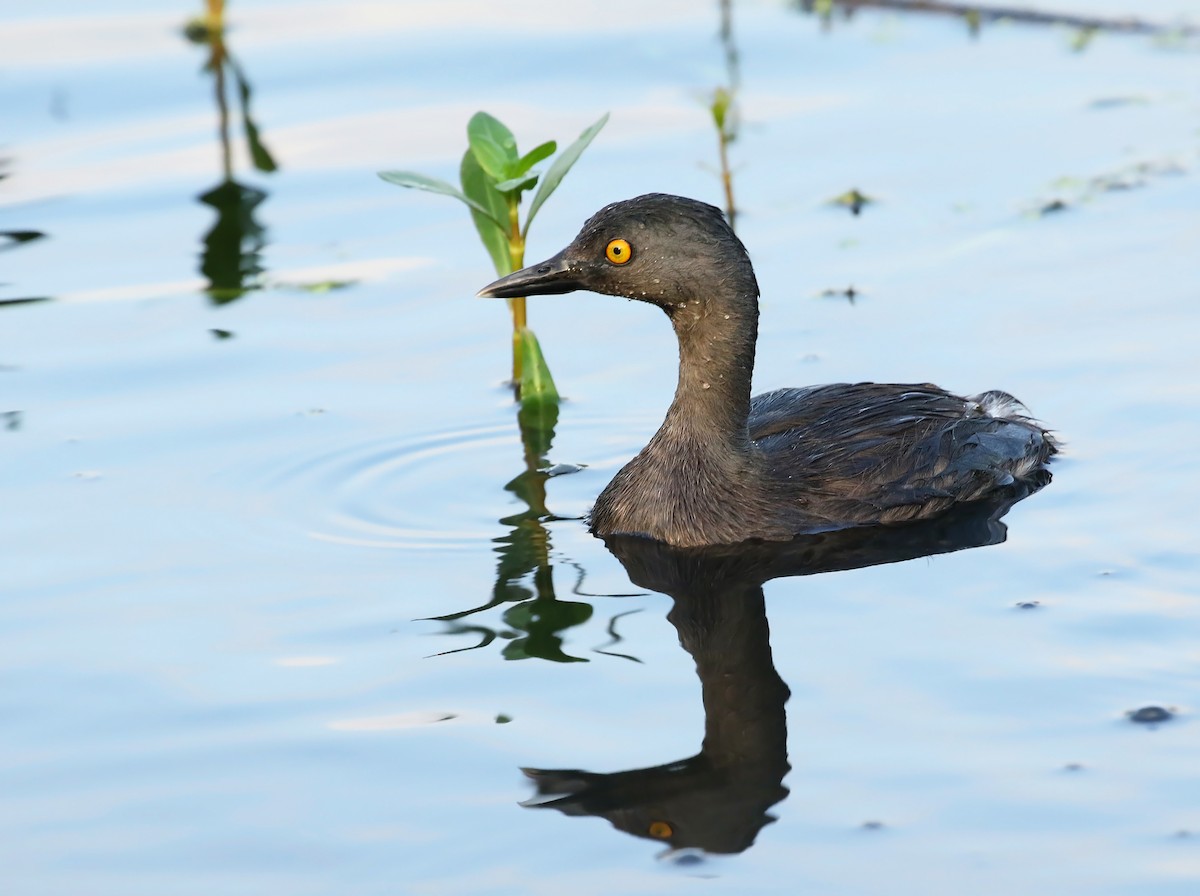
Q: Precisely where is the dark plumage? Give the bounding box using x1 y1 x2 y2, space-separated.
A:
479 193 1056 548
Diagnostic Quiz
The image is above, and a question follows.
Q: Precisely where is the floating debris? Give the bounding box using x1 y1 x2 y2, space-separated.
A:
1031 158 1188 217
280 279 358 294
1128 706 1174 724
0 229 46 251
828 188 876 216
818 286 860 303
544 462 586 477
1037 199 1070 216
1070 26 1098 53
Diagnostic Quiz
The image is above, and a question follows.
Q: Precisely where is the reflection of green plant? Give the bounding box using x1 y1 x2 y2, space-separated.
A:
184 0 278 303
426 401 621 664
184 1 277 181
379 111 607 405
197 181 266 303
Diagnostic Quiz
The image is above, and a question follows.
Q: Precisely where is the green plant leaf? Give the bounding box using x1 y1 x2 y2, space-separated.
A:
378 170 507 231
494 173 539 194
459 151 513 276
711 87 732 131
512 140 556 176
524 112 608 235
517 327 560 406
467 111 519 181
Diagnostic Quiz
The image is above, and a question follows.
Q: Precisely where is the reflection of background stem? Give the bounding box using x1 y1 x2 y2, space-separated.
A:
808 0 1198 36
190 0 277 304
210 33 232 180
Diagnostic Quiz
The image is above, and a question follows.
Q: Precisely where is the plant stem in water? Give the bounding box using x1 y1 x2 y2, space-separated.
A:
507 196 526 383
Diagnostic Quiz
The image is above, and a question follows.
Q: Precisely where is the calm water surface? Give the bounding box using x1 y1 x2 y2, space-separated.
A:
3 1 1200 894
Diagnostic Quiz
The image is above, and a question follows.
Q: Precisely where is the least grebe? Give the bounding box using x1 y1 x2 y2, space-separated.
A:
479 193 1056 548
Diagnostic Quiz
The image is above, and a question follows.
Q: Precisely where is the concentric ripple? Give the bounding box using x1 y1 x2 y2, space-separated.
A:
272 423 522 551
249 416 646 553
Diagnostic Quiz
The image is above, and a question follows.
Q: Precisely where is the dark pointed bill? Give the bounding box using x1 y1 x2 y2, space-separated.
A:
476 250 582 299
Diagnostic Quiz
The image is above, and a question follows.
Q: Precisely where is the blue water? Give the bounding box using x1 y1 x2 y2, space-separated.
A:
3 1 1200 893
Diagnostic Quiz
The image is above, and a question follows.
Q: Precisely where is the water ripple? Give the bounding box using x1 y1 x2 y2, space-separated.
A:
267 422 522 552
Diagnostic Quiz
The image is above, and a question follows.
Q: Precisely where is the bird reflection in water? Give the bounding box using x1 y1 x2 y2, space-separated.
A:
522 481 1048 855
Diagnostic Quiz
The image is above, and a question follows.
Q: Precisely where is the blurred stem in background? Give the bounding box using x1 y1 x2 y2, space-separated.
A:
185 0 278 304
795 0 1198 42
712 0 742 230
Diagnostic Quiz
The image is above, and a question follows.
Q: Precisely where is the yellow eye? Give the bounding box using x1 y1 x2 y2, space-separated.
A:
648 821 673 839
605 238 632 265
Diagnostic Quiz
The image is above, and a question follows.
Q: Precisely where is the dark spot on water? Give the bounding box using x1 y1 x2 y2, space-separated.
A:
1038 199 1070 215
3 411 20 431
1093 174 1143 193
495 713 512 724
1128 706 1173 724
1174 829 1193 839
1062 762 1085 772
0 296 51 307
0 229 46 250
819 286 859 303
666 851 705 867
210 328 235 339
861 820 885 830
1015 600 1041 609
436 714 456 723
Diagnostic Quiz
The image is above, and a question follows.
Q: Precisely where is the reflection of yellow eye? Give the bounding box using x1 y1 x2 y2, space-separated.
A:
648 821 673 839
606 238 632 265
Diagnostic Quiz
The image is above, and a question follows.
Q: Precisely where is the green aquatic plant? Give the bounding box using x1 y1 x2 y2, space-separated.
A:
710 89 738 228
707 0 742 230
380 111 608 405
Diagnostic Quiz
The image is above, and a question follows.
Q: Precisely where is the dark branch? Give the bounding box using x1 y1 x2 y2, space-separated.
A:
814 1 1198 36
